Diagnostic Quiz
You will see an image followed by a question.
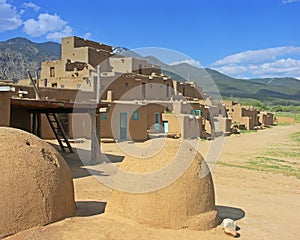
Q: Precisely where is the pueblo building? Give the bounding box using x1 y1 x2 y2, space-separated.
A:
35 36 226 141
224 101 274 130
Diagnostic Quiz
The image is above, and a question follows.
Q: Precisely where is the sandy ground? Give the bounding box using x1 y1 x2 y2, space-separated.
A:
5 124 300 240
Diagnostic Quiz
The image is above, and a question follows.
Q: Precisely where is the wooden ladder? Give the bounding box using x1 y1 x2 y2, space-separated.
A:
45 113 73 153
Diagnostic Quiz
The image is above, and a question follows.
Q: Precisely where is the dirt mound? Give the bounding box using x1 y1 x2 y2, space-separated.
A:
0 127 75 238
105 140 218 230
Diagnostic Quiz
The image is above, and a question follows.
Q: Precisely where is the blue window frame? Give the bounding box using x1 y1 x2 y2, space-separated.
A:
132 111 139 120
191 110 202 116
100 112 107 120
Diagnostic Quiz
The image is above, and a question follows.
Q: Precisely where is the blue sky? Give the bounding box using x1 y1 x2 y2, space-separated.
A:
0 0 300 79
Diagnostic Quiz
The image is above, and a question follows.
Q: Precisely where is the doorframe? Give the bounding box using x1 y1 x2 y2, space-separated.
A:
154 112 161 132
119 112 128 140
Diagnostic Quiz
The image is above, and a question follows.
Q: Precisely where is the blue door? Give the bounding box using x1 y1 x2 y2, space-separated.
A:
119 112 128 140
154 112 160 132
163 121 168 133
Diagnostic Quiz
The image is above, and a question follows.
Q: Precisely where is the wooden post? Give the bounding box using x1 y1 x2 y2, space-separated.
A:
89 111 101 164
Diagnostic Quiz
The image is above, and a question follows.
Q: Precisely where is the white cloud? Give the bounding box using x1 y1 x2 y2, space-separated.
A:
170 59 201 68
23 2 40 11
282 0 300 4
23 13 73 40
211 46 300 66
0 0 22 32
210 46 300 79
84 32 92 40
46 26 73 41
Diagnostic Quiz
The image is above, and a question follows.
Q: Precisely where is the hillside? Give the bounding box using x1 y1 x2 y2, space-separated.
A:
143 57 300 105
0 37 61 80
0 37 299 105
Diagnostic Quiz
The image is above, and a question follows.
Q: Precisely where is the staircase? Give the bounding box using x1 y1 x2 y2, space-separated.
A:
45 113 73 153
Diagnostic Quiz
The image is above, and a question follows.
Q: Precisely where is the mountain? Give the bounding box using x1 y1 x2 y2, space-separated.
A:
0 37 60 80
140 56 300 105
245 77 300 89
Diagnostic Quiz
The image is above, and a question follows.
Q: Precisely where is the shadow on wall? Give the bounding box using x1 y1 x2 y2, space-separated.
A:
75 201 107 217
216 205 246 222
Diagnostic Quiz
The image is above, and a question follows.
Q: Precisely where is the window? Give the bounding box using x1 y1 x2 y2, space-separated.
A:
100 112 107 120
50 67 55 77
166 84 169 97
61 85 64 88
51 83 57 88
138 64 142 74
132 111 139 120
77 84 81 89
142 82 146 98
191 110 202 116
43 78 47 87
125 82 129 88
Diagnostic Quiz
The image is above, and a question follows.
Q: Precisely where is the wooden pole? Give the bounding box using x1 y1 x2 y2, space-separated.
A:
89 111 100 164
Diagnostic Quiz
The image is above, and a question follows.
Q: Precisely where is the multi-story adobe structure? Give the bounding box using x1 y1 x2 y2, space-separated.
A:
224 100 260 130
38 36 223 141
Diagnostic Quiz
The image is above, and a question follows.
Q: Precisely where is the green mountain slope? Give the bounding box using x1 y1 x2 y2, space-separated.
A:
143 58 300 105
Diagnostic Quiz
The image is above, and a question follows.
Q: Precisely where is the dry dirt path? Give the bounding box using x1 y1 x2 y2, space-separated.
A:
6 124 300 240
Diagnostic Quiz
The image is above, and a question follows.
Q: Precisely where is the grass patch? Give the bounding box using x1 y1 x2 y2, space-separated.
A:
264 150 300 159
290 131 300 142
217 156 300 179
239 129 257 134
276 122 292 126
254 156 287 163
247 159 300 178
217 127 300 179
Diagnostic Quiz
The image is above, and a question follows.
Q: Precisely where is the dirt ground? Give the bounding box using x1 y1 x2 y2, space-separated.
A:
5 124 300 240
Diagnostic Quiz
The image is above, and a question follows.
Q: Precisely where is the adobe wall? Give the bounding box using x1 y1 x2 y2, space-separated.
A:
101 103 149 141
174 81 204 100
101 74 175 101
275 116 295 124
215 117 232 133
70 113 92 139
62 36 112 68
71 36 112 52
10 106 31 132
241 116 252 130
182 116 201 138
260 112 274 126
162 114 181 136
40 60 94 89
146 103 166 133
0 92 13 126
162 114 202 138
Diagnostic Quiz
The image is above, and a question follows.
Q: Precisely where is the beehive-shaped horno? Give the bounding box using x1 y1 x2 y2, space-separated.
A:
0 127 75 238
106 140 219 230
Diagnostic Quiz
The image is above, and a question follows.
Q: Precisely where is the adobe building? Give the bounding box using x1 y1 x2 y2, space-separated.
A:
0 82 107 163
35 36 213 141
224 101 259 130
259 112 274 127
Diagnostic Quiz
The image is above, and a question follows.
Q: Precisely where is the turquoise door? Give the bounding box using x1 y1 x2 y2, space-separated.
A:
163 121 168 133
119 112 128 140
154 112 160 132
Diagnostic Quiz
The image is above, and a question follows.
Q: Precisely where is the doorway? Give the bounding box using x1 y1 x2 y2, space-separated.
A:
154 112 161 132
119 112 128 140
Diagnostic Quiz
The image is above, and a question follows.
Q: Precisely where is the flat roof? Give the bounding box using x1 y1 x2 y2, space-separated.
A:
11 98 109 113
